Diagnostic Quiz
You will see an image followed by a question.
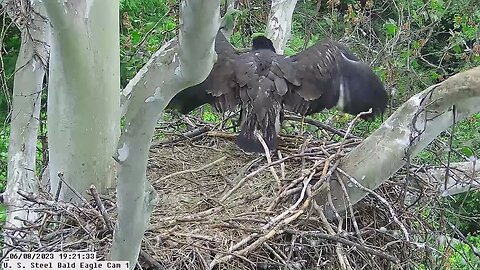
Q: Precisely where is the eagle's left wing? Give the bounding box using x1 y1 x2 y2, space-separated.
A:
272 39 387 119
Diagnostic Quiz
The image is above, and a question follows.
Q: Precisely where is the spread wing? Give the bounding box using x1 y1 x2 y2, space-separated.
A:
273 39 387 118
166 31 240 114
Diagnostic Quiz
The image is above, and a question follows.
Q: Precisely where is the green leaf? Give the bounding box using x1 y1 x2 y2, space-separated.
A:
384 19 397 37
460 146 474 157
131 31 141 44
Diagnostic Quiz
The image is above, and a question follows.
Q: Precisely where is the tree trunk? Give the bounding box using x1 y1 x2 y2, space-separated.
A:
317 67 480 218
266 0 298 54
110 0 220 267
44 0 120 202
2 0 49 243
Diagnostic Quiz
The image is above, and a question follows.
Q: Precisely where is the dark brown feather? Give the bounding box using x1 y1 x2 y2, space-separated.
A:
167 33 387 153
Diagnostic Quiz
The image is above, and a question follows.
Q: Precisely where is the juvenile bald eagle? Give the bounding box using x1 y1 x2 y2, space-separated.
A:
167 31 387 153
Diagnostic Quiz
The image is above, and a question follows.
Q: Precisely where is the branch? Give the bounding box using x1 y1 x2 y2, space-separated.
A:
416 161 480 197
111 1 220 268
265 0 298 54
317 67 480 218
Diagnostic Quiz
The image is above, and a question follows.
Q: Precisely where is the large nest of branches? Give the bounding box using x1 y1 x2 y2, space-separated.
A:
4 114 461 270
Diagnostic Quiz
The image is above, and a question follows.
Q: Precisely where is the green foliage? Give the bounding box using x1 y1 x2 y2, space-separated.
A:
0 203 5 225
444 191 480 235
120 0 177 88
383 18 397 38
447 234 480 269
0 17 21 120
201 105 219 123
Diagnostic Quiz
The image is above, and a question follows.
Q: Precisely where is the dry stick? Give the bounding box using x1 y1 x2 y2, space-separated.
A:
335 171 364 243
217 183 320 266
151 125 211 147
54 181 63 202
263 243 287 265
278 150 286 181
88 185 113 232
285 228 400 263
153 156 227 184
57 172 91 206
211 228 283 268
314 202 351 270
220 155 293 202
336 168 411 242
284 114 358 139
262 169 316 230
206 130 237 140
254 131 281 187
334 108 372 158
16 190 87 212
221 151 325 204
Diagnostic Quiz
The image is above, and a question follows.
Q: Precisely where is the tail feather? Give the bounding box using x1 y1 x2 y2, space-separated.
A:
236 113 278 153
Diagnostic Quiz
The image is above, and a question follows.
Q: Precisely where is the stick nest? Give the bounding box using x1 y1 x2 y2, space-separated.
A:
3 115 446 270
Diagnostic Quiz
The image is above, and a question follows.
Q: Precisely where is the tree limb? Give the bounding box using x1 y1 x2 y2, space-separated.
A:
317 67 480 218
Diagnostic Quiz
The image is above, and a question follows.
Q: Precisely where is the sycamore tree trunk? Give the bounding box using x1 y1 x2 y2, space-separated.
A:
317 67 480 218
43 0 120 202
266 0 298 54
110 0 220 267
2 0 49 242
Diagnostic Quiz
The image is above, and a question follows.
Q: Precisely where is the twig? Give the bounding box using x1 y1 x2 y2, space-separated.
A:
336 168 410 242
286 228 400 263
153 156 227 184
277 150 286 181
151 125 211 147
284 114 359 139
89 185 113 232
254 131 281 187
57 172 90 206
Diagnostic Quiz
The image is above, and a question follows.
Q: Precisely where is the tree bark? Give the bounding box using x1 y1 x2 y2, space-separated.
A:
317 67 480 218
2 0 49 244
44 0 120 202
417 161 479 197
266 0 298 54
110 0 220 267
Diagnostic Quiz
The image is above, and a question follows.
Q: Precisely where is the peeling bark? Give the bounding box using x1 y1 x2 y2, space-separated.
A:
110 1 220 267
44 0 120 202
266 0 298 54
2 0 49 243
317 67 480 218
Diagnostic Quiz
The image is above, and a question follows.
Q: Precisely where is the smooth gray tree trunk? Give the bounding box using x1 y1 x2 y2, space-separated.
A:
110 1 221 268
44 0 120 202
2 0 49 245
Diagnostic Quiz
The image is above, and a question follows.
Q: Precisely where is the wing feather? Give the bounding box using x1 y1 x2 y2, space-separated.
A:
278 39 387 118
166 30 241 114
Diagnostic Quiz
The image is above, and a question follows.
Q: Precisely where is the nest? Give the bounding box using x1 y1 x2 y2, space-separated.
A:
2 115 444 270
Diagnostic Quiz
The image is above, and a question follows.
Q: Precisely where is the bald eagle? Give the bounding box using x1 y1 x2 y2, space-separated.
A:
167 31 387 153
